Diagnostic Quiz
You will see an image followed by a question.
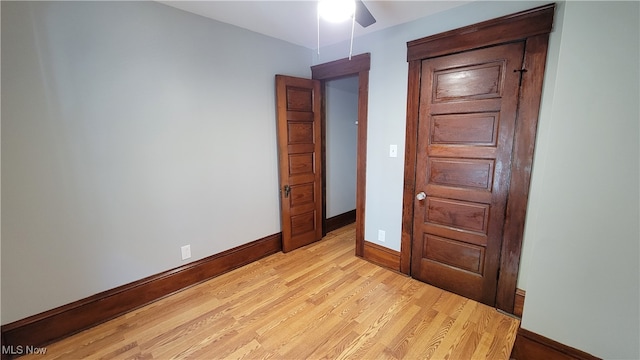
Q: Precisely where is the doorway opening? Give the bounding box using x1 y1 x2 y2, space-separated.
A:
311 53 370 256
324 75 359 234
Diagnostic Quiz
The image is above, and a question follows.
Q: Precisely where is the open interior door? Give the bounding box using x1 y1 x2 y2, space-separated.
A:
275 75 323 252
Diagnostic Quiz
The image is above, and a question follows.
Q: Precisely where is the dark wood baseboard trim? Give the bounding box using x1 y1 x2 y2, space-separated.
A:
511 328 601 360
325 209 357 233
363 241 401 272
514 288 526 317
1 233 282 355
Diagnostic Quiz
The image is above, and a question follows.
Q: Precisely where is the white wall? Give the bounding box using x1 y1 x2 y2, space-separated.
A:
520 2 639 359
326 77 358 217
1 1 311 324
515 1 567 293
314 1 639 358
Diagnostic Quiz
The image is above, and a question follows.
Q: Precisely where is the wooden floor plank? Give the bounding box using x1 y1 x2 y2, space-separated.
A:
19 223 519 359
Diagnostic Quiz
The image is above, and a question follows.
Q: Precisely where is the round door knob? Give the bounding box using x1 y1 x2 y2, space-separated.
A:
416 192 426 201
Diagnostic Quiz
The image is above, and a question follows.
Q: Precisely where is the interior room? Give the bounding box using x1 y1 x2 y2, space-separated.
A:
2 1 638 359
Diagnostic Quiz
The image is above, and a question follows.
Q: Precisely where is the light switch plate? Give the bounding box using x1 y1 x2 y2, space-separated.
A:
390 144 398 158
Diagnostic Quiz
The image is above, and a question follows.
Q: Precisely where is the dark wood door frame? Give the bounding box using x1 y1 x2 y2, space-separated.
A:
311 53 370 257
401 4 555 314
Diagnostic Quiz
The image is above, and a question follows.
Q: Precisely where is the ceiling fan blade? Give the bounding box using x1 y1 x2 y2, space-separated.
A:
355 0 376 28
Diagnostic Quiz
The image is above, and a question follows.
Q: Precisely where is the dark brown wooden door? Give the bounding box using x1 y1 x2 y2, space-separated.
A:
411 42 525 305
275 75 323 252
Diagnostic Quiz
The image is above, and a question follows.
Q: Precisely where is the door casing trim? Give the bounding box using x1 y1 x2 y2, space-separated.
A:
311 53 370 257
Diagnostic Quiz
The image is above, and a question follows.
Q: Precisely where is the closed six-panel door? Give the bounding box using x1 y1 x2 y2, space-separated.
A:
411 42 526 305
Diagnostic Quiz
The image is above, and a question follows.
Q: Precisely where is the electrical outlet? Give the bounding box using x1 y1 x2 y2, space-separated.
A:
378 230 386 242
181 245 191 260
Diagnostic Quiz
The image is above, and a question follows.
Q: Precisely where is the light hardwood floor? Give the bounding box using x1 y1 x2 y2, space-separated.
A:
22 224 519 359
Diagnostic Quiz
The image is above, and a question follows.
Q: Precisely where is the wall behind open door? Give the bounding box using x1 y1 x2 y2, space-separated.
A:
326 76 358 218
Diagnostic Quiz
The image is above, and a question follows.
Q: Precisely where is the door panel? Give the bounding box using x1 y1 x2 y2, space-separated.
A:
276 75 323 252
411 42 525 305
425 197 490 234
428 158 494 190
423 234 485 273
431 113 499 145
433 63 503 101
